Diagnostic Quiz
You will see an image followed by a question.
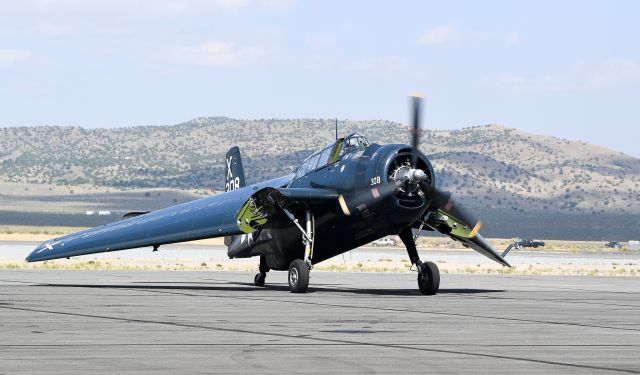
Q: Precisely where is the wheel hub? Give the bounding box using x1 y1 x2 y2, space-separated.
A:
289 267 299 286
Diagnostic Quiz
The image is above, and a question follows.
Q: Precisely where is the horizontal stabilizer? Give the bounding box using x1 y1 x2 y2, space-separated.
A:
122 211 150 219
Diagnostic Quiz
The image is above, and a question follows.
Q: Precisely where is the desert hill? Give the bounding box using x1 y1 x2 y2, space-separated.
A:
1 117 638 217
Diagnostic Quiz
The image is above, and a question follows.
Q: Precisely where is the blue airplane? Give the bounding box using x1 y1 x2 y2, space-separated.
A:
26 95 511 294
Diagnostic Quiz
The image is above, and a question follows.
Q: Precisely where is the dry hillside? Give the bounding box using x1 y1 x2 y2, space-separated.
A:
1 117 639 217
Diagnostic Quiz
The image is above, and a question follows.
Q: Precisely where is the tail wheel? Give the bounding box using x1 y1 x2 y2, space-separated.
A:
418 261 440 295
254 272 266 287
288 259 310 293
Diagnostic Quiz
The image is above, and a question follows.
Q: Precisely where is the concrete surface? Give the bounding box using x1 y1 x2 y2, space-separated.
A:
1 270 639 374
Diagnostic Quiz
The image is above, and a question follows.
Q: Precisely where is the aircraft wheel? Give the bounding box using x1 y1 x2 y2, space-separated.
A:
418 261 440 295
254 272 266 287
288 259 309 293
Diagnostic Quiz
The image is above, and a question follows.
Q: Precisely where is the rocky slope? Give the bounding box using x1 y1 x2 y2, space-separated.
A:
1 117 639 217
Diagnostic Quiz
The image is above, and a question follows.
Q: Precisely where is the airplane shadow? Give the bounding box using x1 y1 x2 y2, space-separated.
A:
37 282 503 296
234 282 503 295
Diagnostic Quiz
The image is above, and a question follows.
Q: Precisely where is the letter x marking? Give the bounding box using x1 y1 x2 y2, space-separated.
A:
226 156 233 179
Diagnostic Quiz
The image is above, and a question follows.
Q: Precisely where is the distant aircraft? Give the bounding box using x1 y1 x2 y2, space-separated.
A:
26 94 512 294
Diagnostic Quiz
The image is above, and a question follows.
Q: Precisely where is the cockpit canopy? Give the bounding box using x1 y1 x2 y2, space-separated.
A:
294 133 370 179
342 133 370 150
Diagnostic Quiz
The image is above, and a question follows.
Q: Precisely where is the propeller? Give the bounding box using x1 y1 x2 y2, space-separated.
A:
337 93 481 236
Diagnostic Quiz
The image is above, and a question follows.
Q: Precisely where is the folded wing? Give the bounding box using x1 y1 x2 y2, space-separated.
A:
26 176 293 262
423 208 511 267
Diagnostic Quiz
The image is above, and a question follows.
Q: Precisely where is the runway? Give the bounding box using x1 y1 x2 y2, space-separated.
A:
1 270 639 374
4 241 639 269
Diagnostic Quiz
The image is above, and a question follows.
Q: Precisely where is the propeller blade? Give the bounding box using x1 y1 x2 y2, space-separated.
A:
443 198 482 237
406 91 482 235
409 92 422 168
422 183 481 235
338 181 398 216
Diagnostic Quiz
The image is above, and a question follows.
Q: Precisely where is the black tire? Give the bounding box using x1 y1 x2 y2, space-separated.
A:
288 259 310 293
254 272 266 287
418 261 440 295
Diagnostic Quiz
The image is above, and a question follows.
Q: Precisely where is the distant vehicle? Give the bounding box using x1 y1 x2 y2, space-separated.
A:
516 239 545 249
371 237 396 247
605 241 621 249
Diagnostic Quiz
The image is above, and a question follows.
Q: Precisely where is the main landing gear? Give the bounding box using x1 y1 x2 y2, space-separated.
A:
254 254 269 287
286 209 314 293
288 259 310 293
399 227 440 295
256 208 315 293
417 261 440 295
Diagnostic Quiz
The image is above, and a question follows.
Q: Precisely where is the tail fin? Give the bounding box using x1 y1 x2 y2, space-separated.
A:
224 147 246 247
225 146 246 192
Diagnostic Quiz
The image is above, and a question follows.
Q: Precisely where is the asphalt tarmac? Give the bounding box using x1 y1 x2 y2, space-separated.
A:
5 241 639 266
1 270 639 374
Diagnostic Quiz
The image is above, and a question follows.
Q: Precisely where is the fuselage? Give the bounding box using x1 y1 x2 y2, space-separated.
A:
229 140 436 270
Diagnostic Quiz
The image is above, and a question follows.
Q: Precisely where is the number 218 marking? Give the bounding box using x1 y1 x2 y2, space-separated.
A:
370 176 381 185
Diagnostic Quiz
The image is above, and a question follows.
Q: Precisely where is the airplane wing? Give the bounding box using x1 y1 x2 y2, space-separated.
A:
26 175 294 262
423 209 511 267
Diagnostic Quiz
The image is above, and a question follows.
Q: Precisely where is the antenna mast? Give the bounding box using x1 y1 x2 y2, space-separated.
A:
335 118 338 140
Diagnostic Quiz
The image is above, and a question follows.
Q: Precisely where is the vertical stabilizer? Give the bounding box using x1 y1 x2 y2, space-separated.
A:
224 147 246 246
225 146 246 192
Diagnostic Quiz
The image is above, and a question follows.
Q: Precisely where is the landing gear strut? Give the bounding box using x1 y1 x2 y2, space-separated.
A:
281 208 314 293
399 227 440 295
254 254 269 287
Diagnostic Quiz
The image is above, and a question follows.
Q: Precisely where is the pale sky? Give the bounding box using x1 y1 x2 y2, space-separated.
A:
1 0 639 156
